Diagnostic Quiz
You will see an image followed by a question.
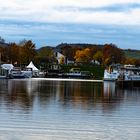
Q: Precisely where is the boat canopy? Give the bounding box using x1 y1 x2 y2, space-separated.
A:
1 64 14 70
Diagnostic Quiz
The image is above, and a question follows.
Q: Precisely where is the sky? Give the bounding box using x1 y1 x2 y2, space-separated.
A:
0 0 140 49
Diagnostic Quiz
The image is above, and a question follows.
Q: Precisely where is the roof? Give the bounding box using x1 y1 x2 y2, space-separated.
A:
1 64 14 70
26 61 39 71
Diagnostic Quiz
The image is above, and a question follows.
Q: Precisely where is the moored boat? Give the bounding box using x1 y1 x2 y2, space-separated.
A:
0 64 14 79
9 67 33 79
117 65 140 87
104 65 120 81
65 68 92 79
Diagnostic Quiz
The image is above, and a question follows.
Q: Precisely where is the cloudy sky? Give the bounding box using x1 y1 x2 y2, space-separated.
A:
0 0 140 49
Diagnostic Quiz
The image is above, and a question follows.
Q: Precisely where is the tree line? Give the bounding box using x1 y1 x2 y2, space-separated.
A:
0 37 140 67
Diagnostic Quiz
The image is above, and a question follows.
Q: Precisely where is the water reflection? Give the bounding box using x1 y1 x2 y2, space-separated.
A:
0 79 140 113
0 79 140 140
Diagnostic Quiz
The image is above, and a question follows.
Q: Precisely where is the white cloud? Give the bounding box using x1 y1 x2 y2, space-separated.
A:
0 0 140 25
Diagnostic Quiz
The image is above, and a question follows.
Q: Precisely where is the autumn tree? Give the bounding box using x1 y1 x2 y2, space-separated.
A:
19 40 37 64
74 48 92 64
125 58 140 66
8 43 20 64
102 44 125 65
60 44 80 61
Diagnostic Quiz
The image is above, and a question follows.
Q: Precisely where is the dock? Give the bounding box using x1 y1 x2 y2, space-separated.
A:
32 78 103 82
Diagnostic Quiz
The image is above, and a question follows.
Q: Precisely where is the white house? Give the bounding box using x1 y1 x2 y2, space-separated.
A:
55 52 75 65
55 52 66 64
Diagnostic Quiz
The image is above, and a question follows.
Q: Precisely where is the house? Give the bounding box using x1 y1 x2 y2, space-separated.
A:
55 52 66 64
55 52 75 65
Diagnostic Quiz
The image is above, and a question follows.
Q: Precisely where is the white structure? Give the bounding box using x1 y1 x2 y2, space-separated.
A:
55 52 66 64
26 61 39 77
9 68 33 79
1 64 14 71
0 64 13 78
104 69 120 81
120 66 140 81
104 65 120 81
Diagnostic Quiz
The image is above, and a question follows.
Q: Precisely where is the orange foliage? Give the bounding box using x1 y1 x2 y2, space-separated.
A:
74 48 92 63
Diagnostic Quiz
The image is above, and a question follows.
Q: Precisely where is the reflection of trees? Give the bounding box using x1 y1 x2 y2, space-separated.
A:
58 81 125 113
0 79 140 114
7 80 59 111
7 80 34 112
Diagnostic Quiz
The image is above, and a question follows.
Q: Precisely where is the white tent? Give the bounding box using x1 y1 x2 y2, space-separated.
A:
26 61 39 77
27 61 38 71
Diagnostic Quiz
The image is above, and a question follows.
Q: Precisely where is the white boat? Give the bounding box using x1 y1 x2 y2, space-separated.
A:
119 65 140 81
0 64 14 79
9 67 33 79
116 65 140 87
104 66 120 81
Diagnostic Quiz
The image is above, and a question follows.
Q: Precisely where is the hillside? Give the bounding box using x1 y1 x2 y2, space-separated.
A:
124 49 140 59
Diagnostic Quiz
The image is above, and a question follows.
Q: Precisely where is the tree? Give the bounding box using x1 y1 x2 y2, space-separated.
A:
93 50 103 64
8 43 20 64
36 47 55 65
60 45 80 61
74 48 92 64
37 47 54 58
125 58 140 66
20 40 37 64
103 44 125 65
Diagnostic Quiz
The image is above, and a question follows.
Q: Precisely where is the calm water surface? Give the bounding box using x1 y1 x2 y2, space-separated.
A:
0 79 140 140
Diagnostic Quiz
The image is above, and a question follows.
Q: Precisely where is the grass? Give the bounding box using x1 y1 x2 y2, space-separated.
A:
124 50 140 59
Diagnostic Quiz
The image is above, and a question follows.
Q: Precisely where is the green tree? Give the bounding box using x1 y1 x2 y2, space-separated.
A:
36 47 55 66
93 50 103 64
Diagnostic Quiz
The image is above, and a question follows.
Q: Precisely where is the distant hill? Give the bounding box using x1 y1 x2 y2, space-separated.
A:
124 49 140 59
56 43 104 50
37 44 140 60
37 46 54 52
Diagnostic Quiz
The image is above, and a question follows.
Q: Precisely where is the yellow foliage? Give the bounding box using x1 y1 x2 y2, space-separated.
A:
74 48 92 63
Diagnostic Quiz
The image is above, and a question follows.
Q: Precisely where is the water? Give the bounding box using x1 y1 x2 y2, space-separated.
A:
0 79 140 140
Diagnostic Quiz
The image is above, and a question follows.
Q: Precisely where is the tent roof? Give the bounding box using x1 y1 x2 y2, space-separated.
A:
26 61 39 71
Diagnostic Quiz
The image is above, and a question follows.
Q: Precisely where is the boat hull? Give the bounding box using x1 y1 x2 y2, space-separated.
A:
9 69 33 79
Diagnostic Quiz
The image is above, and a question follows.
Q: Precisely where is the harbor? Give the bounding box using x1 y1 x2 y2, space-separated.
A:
0 0 140 139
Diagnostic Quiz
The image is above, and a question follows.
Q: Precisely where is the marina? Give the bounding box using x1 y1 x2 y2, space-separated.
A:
0 0 139 139
104 64 140 87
